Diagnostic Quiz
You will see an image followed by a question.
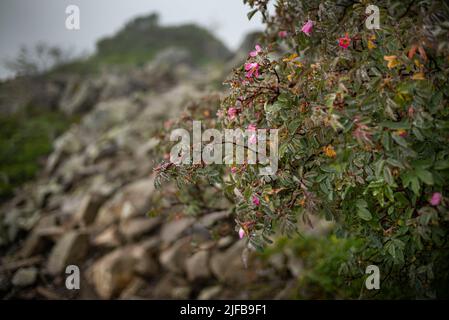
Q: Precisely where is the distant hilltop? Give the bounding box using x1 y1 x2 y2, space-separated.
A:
54 13 234 75
97 13 233 66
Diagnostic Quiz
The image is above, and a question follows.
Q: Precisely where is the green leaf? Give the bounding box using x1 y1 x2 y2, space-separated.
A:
410 176 420 195
392 134 409 148
415 168 434 185
356 199 368 209
434 160 449 170
375 159 385 178
383 166 395 186
357 207 372 221
380 120 411 130
386 158 405 169
288 119 301 135
247 9 258 20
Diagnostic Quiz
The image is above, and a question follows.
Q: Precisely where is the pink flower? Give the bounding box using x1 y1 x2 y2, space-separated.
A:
247 125 257 144
249 44 262 57
244 62 260 79
338 33 351 49
430 192 442 206
278 30 288 38
216 110 224 118
231 166 237 174
238 227 245 239
252 195 260 206
249 134 257 144
301 20 314 36
227 107 238 120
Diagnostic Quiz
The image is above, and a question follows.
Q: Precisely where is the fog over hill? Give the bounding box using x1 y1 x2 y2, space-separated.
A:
0 0 264 79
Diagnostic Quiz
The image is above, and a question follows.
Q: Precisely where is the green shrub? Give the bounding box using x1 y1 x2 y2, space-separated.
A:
155 0 449 298
0 109 70 200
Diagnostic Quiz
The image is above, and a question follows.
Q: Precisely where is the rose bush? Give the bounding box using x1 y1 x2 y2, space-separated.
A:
155 0 449 298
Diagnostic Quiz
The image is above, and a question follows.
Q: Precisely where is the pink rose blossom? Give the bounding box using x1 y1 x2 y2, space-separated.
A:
430 192 442 206
278 30 288 38
231 167 237 174
248 124 257 131
244 62 260 79
252 195 260 206
249 44 262 57
227 107 238 120
249 134 257 144
238 227 245 239
301 20 314 36
338 33 351 49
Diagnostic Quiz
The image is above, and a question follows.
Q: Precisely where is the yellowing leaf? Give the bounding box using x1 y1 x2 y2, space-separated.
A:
384 55 401 69
323 145 337 158
283 53 298 62
367 35 376 50
412 72 425 80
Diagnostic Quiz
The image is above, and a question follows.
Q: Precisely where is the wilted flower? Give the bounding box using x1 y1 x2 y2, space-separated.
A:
227 107 238 120
353 121 373 145
430 192 442 206
283 53 298 62
278 30 288 38
323 145 337 158
367 34 376 50
283 53 303 68
244 62 260 78
338 33 351 49
252 195 260 206
384 55 400 69
301 20 314 36
249 44 262 57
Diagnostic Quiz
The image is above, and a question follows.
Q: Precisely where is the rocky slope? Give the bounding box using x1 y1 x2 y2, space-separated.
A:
0 28 333 299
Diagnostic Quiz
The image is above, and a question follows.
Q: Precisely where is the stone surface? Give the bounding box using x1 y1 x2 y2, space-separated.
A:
46 231 90 275
118 217 161 241
89 241 161 299
95 177 155 227
196 211 229 228
12 267 38 287
119 278 147 299
59 78 99 115
152 274 188 299
210 241 257 285
19 214 58 258
217 236 234 249
185 250 210 282
160 217 194 244
131 243 159 277
92 226 121 248
89 247 136 299
74 193 106 227
198 285 222 300
159 236 191 274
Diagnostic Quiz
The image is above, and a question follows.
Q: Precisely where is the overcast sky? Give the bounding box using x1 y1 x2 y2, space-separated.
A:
0 0 264 79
